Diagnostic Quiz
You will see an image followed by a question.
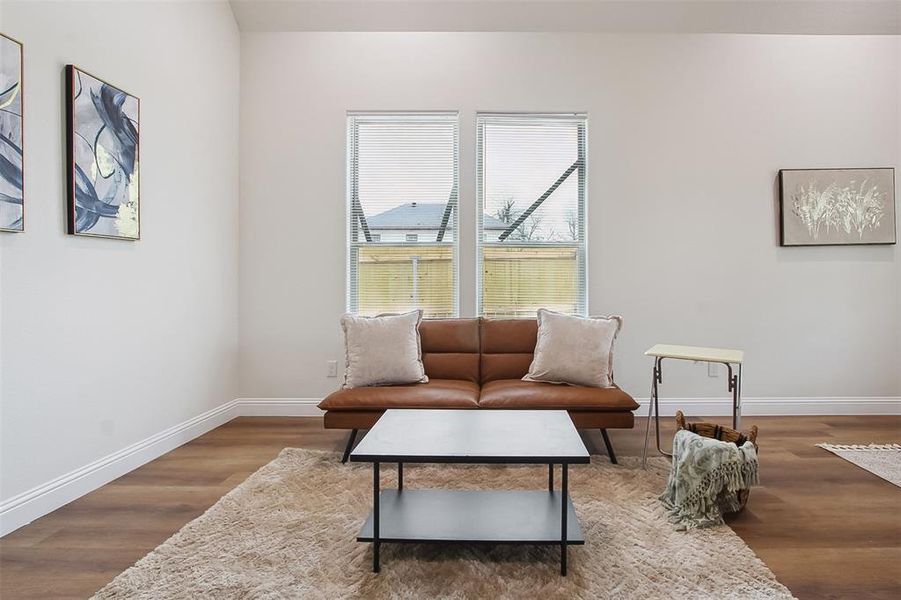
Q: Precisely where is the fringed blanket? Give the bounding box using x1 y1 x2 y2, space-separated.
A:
659 429 758 530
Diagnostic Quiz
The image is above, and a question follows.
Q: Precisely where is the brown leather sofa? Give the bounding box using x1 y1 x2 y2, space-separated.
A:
319 318 639 463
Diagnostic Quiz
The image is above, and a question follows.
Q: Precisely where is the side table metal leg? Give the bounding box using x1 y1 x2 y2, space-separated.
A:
548 463 553 492
642 359 658 468
398 462 403 491
643 358 671 465
653 383 663 454
653 358 673 458
561 463 568 576
373 462 380 573
727 362 742 431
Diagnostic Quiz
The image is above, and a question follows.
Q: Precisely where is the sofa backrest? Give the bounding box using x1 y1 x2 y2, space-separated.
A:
417 318 539 384
479 318 538 384
418 318 481 383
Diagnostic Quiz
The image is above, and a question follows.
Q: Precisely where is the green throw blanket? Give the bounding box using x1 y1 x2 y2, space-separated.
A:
659 429 759 530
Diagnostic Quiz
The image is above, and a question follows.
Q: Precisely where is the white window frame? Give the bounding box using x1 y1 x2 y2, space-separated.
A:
476 113 588 317
346 111 460 317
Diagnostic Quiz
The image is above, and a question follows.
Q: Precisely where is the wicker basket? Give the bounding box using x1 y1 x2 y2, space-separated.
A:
675 411 759 513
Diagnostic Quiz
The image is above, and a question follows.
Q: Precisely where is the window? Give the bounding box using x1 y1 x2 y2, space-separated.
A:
477 114 587 317
348 113 459 317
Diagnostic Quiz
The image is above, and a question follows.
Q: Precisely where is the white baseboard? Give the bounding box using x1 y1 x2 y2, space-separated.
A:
3 394 896 538
0 400 240 538
634 396 901 416
236 398 323 417
234 396 901 418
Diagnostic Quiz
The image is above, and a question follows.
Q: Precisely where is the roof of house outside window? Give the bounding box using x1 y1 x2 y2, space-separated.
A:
368 202 508 230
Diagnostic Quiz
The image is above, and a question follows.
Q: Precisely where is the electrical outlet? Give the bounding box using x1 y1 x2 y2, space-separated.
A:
708 363 718 378
327 360 338 378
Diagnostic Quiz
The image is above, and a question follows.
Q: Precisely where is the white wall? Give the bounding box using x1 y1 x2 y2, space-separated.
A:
0 0 240 505
239 33 900 403
0 23 897 533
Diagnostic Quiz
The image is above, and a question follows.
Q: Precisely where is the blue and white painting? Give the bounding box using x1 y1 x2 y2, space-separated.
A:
67 66 139 239
0 33 24 232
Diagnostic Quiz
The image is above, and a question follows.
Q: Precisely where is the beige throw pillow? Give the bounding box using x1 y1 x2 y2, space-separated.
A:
523 308 622 388
341 310 428 389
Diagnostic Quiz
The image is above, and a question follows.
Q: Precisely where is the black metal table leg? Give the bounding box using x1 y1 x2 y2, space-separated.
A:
548 463 553 492
561 463 568 576
373 462 380 573
398 462 403 491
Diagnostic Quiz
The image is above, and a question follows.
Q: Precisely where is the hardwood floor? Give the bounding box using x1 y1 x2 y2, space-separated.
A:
1 415 899 599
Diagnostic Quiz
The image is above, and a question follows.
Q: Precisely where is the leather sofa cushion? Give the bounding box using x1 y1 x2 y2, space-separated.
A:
422 353 480 383
480 319 538 383
420 318 479 353
420 318 480 383
319 379 480 411
478 379 640 411
480 318 538 353
481 353 534 384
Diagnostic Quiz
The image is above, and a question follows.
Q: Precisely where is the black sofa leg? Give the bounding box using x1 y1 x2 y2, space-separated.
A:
600 429 617 464
341 429 358 464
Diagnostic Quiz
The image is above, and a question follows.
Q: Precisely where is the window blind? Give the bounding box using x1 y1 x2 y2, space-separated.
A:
477 113 588 317
347 113 459 318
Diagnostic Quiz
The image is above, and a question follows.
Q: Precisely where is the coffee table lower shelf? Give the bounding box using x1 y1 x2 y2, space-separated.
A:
358 489 583 573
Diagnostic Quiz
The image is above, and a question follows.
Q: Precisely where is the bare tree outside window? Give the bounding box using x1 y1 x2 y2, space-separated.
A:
493 196 546 241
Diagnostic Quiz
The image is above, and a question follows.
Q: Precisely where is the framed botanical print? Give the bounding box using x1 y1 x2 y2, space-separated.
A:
779 168 896 246
66 65 140 240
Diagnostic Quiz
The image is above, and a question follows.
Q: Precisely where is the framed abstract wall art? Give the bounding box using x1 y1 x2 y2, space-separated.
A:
779 168 896 246
1 33 24 233
66 65 140 240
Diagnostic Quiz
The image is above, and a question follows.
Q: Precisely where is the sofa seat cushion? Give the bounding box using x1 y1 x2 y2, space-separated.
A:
478 379 639 412
319 379 480 411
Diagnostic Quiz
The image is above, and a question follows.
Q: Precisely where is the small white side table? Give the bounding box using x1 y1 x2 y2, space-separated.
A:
642 344 744 468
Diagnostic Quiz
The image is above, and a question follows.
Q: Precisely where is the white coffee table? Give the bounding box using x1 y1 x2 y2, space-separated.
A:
642 344 744 467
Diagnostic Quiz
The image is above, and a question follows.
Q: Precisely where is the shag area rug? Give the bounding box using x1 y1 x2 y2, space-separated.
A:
93 449 793 599
816 443 901 487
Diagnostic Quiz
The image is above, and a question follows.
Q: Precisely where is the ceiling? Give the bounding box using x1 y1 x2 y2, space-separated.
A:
228 0 901 34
